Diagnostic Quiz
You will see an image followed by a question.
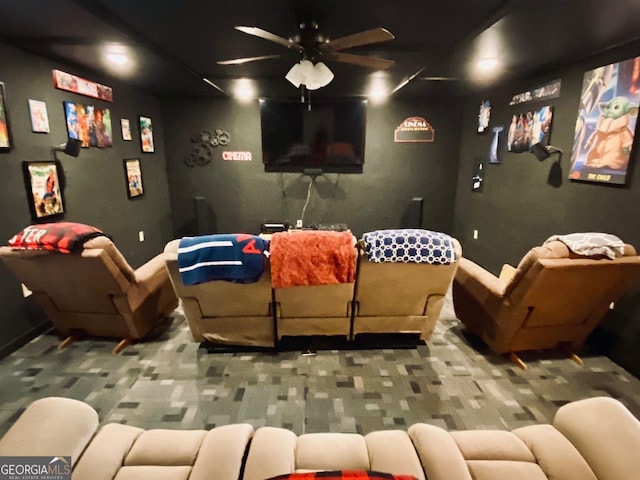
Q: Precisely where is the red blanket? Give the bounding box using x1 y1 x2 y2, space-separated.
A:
8 222 108 254
267 472 417 480
270 231 356 288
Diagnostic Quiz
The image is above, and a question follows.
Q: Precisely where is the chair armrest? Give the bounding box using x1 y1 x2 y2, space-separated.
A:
134 253 169 294
499 264 517 283
455 257 507 301
0 397 98 464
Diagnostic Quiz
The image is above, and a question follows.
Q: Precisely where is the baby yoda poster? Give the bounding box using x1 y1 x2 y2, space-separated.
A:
569 56 640 184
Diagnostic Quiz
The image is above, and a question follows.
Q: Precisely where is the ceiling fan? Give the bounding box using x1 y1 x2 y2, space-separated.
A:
217 22 395 71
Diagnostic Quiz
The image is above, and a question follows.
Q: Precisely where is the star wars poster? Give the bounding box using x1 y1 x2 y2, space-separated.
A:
569 56 640 184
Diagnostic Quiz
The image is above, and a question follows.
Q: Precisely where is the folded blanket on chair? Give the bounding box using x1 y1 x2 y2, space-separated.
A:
178 234 269 285
8 222 109 254
544 232 625 259
362 229 457 264
270 230 356 288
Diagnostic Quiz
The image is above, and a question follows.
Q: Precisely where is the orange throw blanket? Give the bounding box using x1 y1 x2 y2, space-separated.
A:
270 231 356 288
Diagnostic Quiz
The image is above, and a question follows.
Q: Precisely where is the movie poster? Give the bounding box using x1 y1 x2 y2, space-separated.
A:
569 56 640 185
506 105 553 153
63 100 79 140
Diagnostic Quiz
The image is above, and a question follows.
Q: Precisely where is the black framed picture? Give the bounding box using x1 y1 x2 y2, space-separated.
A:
139 115 154 153
23 161 64 219
124 158 144 198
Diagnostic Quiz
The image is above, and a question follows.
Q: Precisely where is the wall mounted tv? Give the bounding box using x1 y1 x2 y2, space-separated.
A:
260 98 367 173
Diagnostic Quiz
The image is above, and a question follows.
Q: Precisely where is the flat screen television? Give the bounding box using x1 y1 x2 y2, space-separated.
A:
260 98 367 173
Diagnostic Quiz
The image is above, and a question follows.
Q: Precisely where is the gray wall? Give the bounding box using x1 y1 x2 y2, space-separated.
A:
161 97 462 239
452 41 640 376
0 42 174 356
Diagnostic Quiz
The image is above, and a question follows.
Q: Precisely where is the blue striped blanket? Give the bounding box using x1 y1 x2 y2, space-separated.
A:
362 229 457 264
178 234 269 285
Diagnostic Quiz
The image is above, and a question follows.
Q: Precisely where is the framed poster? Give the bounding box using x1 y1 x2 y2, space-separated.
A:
0 82 11 149
76 103 89 147
86 105 98 147
139 115 154 152
28 99 50 133
124 158 144 198
568 56 640 185
52 69 113 102
478 99 491 133
507 105 554 153
121 118 132 140
23 161 64 219
63 100 79 140
489 126 504 164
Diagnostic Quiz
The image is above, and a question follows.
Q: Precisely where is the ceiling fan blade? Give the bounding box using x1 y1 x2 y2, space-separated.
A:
217 54 286 65
235 26 302 51
324 28 395 51
324 51 395 70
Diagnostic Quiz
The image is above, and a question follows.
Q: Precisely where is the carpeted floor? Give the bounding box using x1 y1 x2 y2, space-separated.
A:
1 297 639 437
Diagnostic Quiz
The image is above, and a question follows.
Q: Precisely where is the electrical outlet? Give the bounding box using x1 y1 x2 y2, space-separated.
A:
138 231 145 242
296 219 303 229
473 229 478 240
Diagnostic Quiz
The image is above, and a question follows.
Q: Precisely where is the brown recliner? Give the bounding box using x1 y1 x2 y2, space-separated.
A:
453 240 640 368
0 236 178 353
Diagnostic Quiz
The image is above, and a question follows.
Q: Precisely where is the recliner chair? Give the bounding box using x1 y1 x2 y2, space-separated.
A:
452 239 640 368
352 238 461 341
0 235 178 353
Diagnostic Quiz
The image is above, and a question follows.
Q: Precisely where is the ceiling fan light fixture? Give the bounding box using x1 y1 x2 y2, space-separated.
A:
285 60 334 89
298 59 315 78
285 63 303 87
313 62 334 87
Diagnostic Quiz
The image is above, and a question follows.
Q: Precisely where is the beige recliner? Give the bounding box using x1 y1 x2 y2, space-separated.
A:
352 238 461 341
0 236 178 353
453 239 640 367
164 239 275 348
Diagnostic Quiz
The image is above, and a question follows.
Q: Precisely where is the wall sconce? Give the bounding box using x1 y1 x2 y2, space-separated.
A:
531 142 563 161
52 138 82 159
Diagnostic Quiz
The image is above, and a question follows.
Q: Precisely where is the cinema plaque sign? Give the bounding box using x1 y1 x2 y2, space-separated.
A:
394 117 435 143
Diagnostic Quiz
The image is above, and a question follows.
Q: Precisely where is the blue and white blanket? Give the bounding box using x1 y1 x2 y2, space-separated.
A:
361 229 457 264
178 234 269 285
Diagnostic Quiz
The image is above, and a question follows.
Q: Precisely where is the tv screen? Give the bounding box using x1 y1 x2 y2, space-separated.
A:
260 98 367 173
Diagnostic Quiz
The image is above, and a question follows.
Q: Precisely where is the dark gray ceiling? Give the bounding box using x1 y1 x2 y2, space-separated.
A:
1 0 640 100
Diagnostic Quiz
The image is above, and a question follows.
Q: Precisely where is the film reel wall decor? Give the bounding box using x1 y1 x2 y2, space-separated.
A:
184 128 230 166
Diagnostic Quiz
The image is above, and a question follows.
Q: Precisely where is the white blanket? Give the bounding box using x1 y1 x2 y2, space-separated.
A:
544 232 625 259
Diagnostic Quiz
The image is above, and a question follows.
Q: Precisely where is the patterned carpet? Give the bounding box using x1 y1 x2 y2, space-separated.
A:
1 296 639 437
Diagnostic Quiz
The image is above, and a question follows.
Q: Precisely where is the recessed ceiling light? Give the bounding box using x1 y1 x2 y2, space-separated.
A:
106 52 128 65
477 57 499 70
102 44 134 75
368 73 390 104
368 86 389 104
233 78 256 103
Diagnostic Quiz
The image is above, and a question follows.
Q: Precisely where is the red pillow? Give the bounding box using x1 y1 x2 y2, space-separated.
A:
267 472 418 480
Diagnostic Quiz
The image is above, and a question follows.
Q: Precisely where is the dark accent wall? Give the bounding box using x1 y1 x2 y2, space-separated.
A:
453 41 640 377
161 97 462 239
0 42 173 357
